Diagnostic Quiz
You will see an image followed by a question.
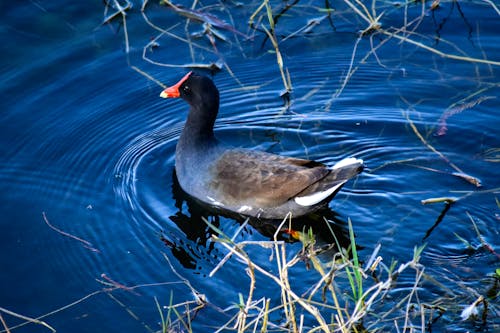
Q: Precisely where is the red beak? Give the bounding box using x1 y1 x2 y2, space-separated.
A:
160 71 192 98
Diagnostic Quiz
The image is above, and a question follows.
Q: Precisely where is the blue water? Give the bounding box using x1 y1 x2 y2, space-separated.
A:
1 1 499 332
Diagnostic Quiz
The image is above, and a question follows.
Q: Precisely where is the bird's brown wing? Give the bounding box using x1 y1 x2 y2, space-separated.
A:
208 150 329 207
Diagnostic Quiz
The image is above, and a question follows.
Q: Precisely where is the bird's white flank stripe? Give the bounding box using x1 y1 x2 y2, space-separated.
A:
294 157 362 207
294 182 345 207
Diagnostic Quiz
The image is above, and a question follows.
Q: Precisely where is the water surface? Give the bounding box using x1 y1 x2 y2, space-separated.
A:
1 1 498 332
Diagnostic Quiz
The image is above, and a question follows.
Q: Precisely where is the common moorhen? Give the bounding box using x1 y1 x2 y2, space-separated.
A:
160 72 363 219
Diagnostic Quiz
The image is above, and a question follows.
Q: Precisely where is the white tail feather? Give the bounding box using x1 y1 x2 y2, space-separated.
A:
294 157 363 207
332 157 363 170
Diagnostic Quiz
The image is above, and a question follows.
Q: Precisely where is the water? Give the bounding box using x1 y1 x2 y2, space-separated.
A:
1 1 499 332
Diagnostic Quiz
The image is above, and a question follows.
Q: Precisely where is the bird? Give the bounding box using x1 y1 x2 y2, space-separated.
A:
160 72 364 219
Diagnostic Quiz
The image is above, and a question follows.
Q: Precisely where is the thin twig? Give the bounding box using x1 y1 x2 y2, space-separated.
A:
403 111 481 187
0 307 56 333
131 66 166 88
42 212 100 253
0 314 11 333
381 29 500 66
98 273 141 296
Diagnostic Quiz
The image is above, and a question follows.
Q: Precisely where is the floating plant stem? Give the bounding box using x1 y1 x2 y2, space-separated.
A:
382 29 500 66
404 111 481 187
260 0 292 98
0 307 56 333
42 212 100 253
421 197 458 205
131 66 166 88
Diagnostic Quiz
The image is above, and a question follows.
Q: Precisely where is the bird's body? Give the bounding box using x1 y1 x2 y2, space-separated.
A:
161 72 363 219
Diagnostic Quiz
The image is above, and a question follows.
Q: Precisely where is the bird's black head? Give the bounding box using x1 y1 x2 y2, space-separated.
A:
160 72 219 112
161 72 220 141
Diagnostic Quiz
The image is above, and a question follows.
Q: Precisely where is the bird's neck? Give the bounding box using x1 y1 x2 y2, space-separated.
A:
179 103 218 149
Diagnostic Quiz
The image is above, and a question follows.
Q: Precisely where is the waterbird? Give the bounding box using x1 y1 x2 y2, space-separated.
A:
160 72 364 219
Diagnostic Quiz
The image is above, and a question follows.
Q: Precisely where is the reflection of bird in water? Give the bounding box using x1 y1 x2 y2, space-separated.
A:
162 170 355 271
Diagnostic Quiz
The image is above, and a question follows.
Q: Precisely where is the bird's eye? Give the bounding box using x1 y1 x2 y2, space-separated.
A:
183 85 190 94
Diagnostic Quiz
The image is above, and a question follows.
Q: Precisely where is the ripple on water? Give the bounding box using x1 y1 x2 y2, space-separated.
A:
113 125 181 230
1 41 190 288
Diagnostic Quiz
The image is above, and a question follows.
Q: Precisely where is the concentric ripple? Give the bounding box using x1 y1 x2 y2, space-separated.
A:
113 124 182 233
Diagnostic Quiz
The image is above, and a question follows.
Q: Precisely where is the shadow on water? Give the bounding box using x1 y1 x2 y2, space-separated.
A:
163 169 353 270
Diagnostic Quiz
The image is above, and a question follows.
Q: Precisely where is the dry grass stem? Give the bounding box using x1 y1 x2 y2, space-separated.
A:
381 29 500 66
42 212 100 253
403 111 481 187
261 26 292 96
0 314 10 333
131 66 166 88
483 0 500 16
0 307 56 333
201 214 435 332
421 197 458 205
214 237 331 332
